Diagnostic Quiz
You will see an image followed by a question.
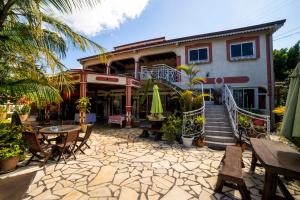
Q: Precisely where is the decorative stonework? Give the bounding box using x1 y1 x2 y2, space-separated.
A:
2 127 299 199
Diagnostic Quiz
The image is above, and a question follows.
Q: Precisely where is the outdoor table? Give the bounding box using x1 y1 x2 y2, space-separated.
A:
250 138 300 200
39 125 81 135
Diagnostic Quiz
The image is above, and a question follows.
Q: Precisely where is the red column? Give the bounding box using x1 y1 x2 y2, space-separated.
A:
125 78 132 128
80 71 87 124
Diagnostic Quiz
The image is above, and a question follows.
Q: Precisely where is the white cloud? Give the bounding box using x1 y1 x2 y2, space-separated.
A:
60 0 150 36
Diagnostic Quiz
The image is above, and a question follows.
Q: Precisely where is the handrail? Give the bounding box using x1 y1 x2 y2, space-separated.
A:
224 84 270 142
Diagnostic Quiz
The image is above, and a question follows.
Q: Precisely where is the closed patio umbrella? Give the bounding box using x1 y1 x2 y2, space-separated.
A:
281 63 300 138
150 84 163 117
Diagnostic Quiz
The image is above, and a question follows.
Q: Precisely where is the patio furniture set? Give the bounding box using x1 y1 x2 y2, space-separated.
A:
216 138 300 200
22 123 94 166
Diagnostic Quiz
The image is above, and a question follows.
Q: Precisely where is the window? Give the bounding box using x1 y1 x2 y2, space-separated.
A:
188 47 208 63
230 41 255 60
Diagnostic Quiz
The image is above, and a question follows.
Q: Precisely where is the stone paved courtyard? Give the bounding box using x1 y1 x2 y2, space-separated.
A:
1 127 300 200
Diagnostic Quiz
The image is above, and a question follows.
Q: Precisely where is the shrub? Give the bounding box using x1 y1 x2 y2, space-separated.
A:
0 105 7 114
16 105 31 115
0 122 23 160
161 114 182 142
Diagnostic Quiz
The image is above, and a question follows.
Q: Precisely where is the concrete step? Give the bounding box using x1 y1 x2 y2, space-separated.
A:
205 140 236 150
205 130 233 137
206 118 230 123
205 111 227 115
205 114 228 118
206 121 231 126
205 135 236 143
206 126 232 132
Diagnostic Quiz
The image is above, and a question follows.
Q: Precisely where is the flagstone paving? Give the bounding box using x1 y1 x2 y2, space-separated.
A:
1 127 300 200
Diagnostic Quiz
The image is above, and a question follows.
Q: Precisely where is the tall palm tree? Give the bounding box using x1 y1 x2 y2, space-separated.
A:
0 0 104 104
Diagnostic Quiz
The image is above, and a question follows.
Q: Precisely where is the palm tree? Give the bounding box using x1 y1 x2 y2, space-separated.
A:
0 0 104 104
176 65 206 90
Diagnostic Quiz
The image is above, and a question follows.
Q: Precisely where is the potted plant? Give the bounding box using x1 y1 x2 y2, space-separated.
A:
237 115 250 151
194 115 206 147
16 105 31 122
76 97 91 125
0 105 7 120
0 123 23 172
161 114 182 143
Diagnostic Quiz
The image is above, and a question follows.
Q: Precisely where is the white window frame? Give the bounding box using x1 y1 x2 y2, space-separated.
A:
230 41 256 61
188 47 209 64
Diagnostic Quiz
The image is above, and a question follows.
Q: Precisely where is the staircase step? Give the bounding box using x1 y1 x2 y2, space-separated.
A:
206 118 230 123
205 135 236 143
205 111 227 115
205 114 228 118
205 130 233 136
205 140 236 150
206 126 232 132
206 121 231 126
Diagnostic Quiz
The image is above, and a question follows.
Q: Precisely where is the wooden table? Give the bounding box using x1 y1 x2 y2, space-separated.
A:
39 125 81 135
250 138 300 200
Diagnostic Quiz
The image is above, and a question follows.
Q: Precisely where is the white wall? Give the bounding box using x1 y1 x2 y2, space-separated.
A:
174 33 269 90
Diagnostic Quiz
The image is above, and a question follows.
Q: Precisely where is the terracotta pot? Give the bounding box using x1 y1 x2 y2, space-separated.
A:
19 114 29 122
195 137 205 147
0 156 19 172
0 113 7 120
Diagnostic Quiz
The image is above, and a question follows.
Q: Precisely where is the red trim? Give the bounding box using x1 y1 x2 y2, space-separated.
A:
266 34 272 116
203 76 250 84
226 36 260 62
125 78 132 128
96 76 119 82
185 43 212 65
223 76 249 83
80 71 87 98
71 75 80 81
205 78 215 84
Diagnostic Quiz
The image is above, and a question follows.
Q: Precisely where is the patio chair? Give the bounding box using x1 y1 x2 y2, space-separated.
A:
22 132 54 166
55 130 79 163
75 124 93 154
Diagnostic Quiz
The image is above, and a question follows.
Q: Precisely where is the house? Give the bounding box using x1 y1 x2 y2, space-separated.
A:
62 19 286 127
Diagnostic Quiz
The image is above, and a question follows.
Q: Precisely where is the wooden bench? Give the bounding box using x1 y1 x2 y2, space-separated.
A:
215 146 251 200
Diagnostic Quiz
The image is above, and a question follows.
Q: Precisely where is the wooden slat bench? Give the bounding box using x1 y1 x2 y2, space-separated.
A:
215 146 251 200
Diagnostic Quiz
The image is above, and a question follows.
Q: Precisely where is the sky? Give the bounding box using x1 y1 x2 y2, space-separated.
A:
60 0 300 69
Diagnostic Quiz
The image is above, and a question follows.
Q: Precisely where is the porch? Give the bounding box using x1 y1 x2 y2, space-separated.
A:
2 127 300 199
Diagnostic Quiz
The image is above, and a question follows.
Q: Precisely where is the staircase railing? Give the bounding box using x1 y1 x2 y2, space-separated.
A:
140 64 205 138
223 84 270 143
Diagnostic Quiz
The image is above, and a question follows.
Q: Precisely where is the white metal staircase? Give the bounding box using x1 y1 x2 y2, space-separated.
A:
140 64 271 149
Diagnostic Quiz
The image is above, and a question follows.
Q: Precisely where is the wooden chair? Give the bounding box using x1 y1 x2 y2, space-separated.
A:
22 132 54 166
55 130 79 163
75 124 93 154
